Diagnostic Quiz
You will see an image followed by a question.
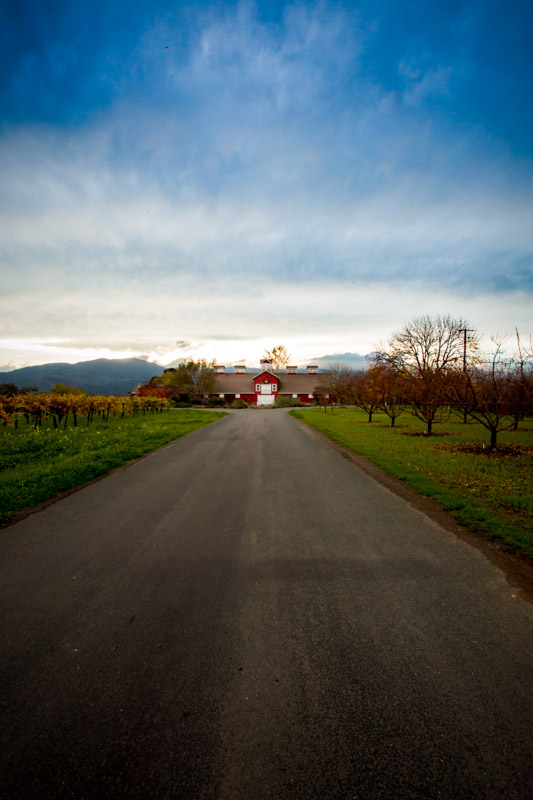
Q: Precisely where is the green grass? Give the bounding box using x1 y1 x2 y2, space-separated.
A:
291 407 533 557
0 409 226 523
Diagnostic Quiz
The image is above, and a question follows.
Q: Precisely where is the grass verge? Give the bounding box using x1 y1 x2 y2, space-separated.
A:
291 408 533 558
0 409 226 524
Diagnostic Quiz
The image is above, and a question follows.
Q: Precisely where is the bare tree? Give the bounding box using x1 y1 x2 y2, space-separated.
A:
263 345 291 371
318 363 354 407
376 315 476 434
461 340 526 449
313 390 334 413
512 329 533 428
385 315 473 373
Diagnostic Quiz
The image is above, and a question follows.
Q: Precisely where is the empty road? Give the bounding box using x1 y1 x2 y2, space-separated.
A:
1 409 532 799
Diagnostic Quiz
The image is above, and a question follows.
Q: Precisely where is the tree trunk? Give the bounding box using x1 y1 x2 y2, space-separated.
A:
490 428 497 449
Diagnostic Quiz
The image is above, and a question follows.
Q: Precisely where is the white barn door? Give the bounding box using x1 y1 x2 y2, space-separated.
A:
257 383 274 405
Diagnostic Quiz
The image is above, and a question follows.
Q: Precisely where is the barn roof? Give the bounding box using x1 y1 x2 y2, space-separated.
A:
212 372 325 394
276 374 325 393
213 374 255 393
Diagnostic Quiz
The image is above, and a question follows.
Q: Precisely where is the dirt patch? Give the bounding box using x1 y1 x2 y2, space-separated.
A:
438 443 533 457
403 430 452 437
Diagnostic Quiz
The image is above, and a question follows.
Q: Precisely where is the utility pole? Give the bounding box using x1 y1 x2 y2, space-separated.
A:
458 328 474 373
458 328 474 423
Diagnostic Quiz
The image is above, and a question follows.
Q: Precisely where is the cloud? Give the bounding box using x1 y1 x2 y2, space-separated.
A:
2 123 530 299
0 1 531 371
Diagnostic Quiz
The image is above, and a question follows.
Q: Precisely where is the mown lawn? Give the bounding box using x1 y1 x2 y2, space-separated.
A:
0 409 226 524
291 407 533 558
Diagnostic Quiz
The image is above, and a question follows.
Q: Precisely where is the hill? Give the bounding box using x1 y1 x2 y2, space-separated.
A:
0 358 162 396
313 352 368 370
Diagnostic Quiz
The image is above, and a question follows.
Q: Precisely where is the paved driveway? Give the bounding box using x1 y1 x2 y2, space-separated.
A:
1 409 532 799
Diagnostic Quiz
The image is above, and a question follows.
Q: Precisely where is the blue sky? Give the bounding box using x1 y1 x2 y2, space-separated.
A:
1 0 532 369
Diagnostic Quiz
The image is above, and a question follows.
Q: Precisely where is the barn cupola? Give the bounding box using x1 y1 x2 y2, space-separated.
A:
215 364 225 374
286 365 297 374
306 365 318 374
234 364 246 374
260 358 273 372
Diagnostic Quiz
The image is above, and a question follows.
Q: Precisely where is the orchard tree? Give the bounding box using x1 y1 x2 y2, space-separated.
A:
461 340 532 449
375 314 477 434
351 369 380 422
511 329 533 428
318 363 354 406
366 363 407 427
383 314 474 374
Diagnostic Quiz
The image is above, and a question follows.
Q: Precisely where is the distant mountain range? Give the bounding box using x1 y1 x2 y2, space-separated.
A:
313 352 368 369
0 352 369 396
0 358 162 396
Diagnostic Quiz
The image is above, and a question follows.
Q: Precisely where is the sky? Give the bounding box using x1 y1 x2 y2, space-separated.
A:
1 0 532 371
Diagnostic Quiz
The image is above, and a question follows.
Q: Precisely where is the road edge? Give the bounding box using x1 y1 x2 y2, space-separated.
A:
0 412 229 531
292 415 533 602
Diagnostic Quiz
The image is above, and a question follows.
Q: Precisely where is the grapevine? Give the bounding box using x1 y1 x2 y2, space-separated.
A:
0 393 170 429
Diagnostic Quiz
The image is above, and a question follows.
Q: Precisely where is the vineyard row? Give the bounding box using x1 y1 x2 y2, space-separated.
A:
0 393 170 429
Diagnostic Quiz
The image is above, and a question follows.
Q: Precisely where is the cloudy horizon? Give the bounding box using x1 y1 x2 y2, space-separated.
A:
1 0 532 372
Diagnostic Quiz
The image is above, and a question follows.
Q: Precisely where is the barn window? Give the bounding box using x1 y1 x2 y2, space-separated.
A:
256 383 261 391
272 384 277 391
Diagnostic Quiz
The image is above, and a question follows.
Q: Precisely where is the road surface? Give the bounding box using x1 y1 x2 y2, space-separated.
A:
1 409 532 799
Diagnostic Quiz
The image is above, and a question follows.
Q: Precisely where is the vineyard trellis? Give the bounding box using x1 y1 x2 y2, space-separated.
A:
0 393 170 429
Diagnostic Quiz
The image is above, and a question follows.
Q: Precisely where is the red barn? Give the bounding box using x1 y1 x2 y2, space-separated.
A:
211 359 330 405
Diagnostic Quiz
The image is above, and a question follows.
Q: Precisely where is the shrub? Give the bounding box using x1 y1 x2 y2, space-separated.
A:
208 397 226 407
231 399 249 409
275 395 304 407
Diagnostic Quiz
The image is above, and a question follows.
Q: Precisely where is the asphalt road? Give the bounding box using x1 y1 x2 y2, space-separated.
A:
1 409 532 800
